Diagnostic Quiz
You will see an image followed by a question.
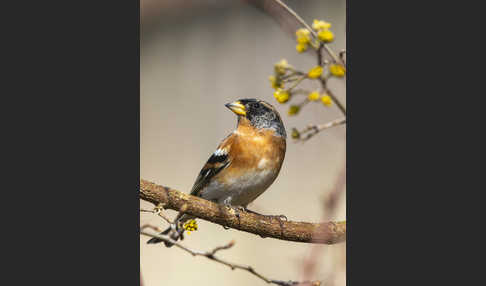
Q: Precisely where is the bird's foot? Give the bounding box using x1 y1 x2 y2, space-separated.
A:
222 203 245 228
153 203 165 214
223 203 245 218
266 214 288 222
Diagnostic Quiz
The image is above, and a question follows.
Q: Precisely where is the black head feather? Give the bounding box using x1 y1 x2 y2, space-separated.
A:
237 98 286 138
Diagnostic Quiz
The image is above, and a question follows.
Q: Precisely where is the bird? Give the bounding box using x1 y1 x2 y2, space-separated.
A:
147 98 287 246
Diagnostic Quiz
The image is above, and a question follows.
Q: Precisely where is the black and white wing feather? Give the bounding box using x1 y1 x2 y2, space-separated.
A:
189 144 232 197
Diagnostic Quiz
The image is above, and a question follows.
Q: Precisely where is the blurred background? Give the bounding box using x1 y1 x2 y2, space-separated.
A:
140 0 346 285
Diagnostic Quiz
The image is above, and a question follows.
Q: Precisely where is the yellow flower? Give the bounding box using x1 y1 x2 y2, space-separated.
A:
273 89 290 103
329 64 346 77
296 43 308 53
288 105 300 115
183 219 198 232
312 19 331 31
274 59 289 75
308 66 323 79
308 91 320 101
321 94 332 106
268 75 283 89
317 29 334 43
291 128 300 139
296 28 311 44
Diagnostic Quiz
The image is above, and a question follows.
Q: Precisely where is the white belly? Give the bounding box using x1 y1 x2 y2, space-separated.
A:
200 169 279 207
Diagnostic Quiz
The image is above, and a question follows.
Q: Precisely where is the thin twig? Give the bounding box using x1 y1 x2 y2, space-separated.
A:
140 207 173 224
287 75 306 92
141 229 321 286
317 43 324 66
322 84 346 116
296 117 345 142
339 50 346 65
140 224 162 233
282 70 306 80
289 88 312 95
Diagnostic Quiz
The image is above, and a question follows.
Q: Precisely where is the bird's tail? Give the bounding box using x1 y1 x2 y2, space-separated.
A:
146 226 184 247
146 214 192 247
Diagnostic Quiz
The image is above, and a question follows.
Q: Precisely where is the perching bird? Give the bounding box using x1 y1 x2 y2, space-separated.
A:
147 99 286 246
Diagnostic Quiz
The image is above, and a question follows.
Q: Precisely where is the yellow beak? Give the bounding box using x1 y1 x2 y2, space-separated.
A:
225 101 246 116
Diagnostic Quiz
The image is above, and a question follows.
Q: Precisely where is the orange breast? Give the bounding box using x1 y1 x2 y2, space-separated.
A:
217 120 286 185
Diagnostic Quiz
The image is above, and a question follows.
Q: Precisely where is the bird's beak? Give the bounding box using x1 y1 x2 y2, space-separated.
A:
225 101 246 116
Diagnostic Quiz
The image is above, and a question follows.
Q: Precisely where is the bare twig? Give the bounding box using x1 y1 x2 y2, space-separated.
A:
319 78 346 116
140 179 346 244
141 229 321 286
287 75 306 92
339 50 346 65
296 117 346 142
140 206 173 224
140 223 162 233
288 88 312 96
325 88 346 116
317 43 324 66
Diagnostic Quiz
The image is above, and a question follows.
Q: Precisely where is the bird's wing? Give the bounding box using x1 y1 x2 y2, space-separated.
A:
189 134 234 197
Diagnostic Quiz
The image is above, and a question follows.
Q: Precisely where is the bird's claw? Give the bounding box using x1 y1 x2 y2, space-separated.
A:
276 214 288 221
222 203 244 227
223 204 245 218
153 203 165 214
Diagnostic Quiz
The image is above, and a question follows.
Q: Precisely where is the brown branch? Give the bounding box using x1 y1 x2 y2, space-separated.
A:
140 229 321 286
139 179 346 244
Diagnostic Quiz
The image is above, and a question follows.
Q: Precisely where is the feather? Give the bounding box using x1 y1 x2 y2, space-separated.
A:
189 136 234 196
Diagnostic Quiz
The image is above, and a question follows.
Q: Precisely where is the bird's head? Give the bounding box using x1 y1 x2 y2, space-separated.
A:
225 98 286 138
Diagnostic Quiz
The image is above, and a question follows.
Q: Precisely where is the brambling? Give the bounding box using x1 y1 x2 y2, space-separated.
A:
147 99 287 246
